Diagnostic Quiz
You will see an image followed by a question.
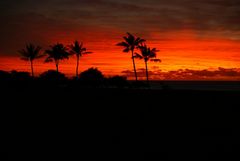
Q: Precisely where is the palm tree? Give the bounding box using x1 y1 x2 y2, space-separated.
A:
18 43 43 77
135 44 161 83
116 32 145 81
45 43 69 73
69 41 92 78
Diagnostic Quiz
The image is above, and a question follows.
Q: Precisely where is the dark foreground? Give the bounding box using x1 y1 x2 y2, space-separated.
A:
6 81 240 160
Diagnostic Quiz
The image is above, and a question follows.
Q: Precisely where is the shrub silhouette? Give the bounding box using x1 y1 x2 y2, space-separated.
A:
0 70 11 81
107 75 128 88
39 70 67 81
10 70 32 81
79 68 104 82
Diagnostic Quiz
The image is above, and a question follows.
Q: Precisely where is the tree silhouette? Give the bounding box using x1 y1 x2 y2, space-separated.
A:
0 70 11 81
135 44 161 83
117 32 145 81
39 70 67 81
79 68 105 87
79 68 104 82
18 44 43 77
107 75 128 88
70 41 92 79
45 43 69 73
10 70 32 81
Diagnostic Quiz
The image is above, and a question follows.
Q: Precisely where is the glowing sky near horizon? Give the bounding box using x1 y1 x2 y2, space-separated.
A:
0 0 240 80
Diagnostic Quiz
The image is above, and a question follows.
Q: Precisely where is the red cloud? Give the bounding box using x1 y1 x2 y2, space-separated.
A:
122 67 240 80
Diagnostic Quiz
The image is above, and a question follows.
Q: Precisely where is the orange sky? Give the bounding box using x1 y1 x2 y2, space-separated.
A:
0 30 240 80
1 0 240 80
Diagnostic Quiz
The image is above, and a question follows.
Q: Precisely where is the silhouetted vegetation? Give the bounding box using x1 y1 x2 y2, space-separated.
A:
14 34 161 85
39 70 67 81
79 68 104 81
0 70 11 81
78 68 105 87
45 43 69 73
18 43 44 77
4 31 240 161
117 32 145 81
10 70 32 81
69 41 92 79
107 75 129 88
136 44 161 83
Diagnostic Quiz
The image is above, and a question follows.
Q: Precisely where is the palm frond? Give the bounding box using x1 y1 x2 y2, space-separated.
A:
135 37 146 45
137 43 161 63
116 42 129 47
45 57 53 63
134 53 143 59
19 43 42 61
35 54 45 59
149 52 156 58
118 33 145 57
81 47 87 51
45 43 69 62
33 46 42 55
138 39 146 44
123 48 130 53
151 48 160 52
70 41 91 57
123 36 130 44
126 32 134 42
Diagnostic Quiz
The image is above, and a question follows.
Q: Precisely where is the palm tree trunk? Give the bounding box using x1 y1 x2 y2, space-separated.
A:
76 55 79 78
131 50 138 81
56 61 59 73
145 60 149 84
30 60 34 77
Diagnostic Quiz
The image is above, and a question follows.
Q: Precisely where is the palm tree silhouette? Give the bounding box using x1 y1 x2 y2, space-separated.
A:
18 43 43 77
70 41 92 78
117 32 145 81
45 43 69 73
135 44 161 83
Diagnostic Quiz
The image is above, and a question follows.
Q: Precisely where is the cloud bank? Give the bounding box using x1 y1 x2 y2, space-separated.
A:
122 67 240 80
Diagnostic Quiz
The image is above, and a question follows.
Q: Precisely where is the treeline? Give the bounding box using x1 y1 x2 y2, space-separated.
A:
17 33 161 82
0 68 139 88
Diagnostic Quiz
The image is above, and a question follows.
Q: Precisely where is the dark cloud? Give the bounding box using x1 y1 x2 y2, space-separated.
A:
122 67 240 80
0 12 79 55
0 0 240 55
1 0 240 31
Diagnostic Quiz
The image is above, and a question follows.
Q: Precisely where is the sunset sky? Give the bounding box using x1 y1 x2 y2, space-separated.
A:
0 0 240 80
